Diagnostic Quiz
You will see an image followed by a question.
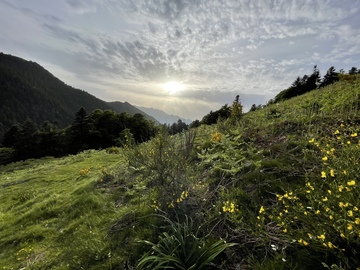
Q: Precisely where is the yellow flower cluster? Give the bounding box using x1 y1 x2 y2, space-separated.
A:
16 246 33 261
79 167 90 176
267 123 360 253
151 200 160 210
298 238 309 246
211 131 222 142
222 201 236 213
176 190 189 203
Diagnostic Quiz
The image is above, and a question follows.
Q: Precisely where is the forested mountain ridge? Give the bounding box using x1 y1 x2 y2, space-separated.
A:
0 53 153 140
107 101 159 124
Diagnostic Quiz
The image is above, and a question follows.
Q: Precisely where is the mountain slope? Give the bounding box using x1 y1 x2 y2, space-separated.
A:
0 53 155 140
107 101 159 123
136 106 193 124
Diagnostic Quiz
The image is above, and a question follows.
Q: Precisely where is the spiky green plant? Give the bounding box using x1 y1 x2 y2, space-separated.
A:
136 216 235 270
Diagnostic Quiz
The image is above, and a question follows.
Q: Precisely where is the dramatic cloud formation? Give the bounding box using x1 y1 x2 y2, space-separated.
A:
1 0 359 120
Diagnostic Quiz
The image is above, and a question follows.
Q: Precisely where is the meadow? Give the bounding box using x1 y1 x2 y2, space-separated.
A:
0 75 359 269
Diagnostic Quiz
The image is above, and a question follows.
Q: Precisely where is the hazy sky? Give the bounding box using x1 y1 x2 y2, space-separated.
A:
1 0 359 120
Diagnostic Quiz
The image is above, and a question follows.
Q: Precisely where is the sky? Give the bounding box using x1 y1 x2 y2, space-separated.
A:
1 0 360 120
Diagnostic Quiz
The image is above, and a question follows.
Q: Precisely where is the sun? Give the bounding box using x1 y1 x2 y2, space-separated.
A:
162 81 184 95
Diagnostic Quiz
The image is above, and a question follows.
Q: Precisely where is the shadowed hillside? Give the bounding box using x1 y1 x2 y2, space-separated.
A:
0 53 152 140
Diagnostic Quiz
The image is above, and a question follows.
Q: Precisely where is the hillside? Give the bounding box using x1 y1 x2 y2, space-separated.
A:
136 106 193 124
0 76 359 269
107 101 159 124
0 53 153 141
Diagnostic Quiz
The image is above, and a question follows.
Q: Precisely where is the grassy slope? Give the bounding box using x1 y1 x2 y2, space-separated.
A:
0 151 127 269
0 75 359 269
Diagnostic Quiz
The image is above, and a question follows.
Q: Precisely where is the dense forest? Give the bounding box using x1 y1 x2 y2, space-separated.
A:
0 107 158 164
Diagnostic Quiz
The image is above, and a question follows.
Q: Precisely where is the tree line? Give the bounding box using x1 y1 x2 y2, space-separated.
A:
271 66 360 104
0 108 158 164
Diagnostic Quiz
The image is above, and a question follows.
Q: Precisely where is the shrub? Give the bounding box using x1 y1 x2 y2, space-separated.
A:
136 216 235 270
0 147 16 165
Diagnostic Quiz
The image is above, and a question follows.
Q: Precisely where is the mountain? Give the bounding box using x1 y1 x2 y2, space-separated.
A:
136 106 193 124
107 101 159 123
0 53 153 141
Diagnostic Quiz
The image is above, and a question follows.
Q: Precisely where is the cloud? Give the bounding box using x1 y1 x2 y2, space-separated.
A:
66 0 99 14
1 0 359 119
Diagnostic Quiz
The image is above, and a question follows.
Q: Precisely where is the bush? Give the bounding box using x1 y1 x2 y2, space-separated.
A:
0 147 16 165
136 216 235 270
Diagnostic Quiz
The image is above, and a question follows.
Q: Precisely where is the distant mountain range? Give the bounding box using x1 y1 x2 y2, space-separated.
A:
0 53 194 142
137 106 193 125
107 101 159 123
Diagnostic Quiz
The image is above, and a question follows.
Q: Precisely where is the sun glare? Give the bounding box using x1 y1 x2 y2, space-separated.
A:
162 81 184 94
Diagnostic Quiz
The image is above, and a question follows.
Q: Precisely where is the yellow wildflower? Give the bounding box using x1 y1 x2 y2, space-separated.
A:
340 233 346 238
351 132 358 137
347 224 353 230
338 185 344 192
259 206 265 214
347 210 353 217
321 171 326 178
223 201 236 213
308 138 315 143
347 141 351 145
334 130 340 135
355 218 360 225
327 242 336 249
304 211 308 216
347 180 356 186
322 156 328 161
283 228 287 233
211 132 222 142
325 207 330 212
298 239 309 246
327 190 332 195
339 202 345 208
330 169 335 177
354 206 359 211
340 123 345 127
317 234 326 241
329 215 333 220
322 197 328 202
315 210 320 215
343 170 347 175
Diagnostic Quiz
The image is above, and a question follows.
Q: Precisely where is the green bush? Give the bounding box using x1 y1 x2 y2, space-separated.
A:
136 216 235 270
0 147 16 165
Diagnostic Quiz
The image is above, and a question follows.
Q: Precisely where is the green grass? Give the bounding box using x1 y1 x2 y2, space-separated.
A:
0 151 131 269
0 75 360 269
